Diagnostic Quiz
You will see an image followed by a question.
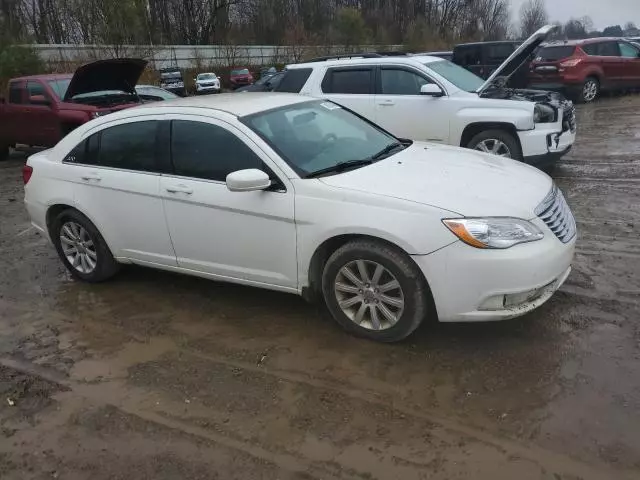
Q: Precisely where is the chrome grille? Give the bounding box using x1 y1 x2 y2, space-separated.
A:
562 104 577 133
535 186 577 243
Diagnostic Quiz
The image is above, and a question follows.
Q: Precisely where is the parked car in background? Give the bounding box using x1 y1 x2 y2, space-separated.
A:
453 41 522 79
159 67 186 96
135 85 179 102
23 93 576 342
228 67 254 89
417 51 453 61
529 38 640 103
194 72 221 95
0 58 146 160
260 66 278 78
236 72 285 92
277 26 576 169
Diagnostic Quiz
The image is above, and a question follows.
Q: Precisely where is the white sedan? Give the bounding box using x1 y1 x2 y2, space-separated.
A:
23 94 577 342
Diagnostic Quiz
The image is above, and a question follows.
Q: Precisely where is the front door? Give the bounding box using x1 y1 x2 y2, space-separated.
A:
65 118 177 266
160 116 297 290
374 66 450 143
25 80 59 147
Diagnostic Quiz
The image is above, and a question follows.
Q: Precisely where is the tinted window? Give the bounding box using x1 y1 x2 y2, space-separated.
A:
322 69 372 94
171 121 262 181
380 69 430 95
27 81 45 96
585 42 619 56
486 43 516 63
453 45 482 66
8 83 23 104
92 121 159 172
619 42 639 58
64 140 86 163
425 60 484 92
275 68 312 93
536 46 576 61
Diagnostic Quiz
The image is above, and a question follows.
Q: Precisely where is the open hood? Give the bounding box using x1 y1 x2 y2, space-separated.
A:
64 58 147 100
476 25 556 95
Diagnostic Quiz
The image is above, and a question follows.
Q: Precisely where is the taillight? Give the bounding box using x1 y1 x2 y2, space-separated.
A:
560 58 582 68
22 165 33 185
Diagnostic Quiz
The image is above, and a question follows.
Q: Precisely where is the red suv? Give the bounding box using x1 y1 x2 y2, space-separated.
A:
228 67 254 89
529 38 640 103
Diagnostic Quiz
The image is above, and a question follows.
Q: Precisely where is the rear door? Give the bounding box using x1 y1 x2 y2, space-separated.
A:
318 66 376 122
373 65 449 142
618 41 640 87
65 118 177 266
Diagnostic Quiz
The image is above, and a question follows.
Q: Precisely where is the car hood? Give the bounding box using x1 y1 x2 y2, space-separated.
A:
318 143 553 219
476 25 557 95
64 58 147 101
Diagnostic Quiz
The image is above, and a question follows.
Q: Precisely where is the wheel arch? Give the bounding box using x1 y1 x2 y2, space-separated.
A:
460 122 522 151
45 203 117 254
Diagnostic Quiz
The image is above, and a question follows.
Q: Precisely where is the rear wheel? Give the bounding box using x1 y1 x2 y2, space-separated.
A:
51 209 120 282
321 240 431 342
467 129 522 161
579 77 600 103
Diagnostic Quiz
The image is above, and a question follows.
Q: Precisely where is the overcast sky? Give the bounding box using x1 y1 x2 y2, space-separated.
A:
510 0 639 29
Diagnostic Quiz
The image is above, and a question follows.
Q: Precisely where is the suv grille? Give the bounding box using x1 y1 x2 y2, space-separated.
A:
535 186 577 243
562 103 577 133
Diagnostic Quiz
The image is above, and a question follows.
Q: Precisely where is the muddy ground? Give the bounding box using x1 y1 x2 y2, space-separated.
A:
1 96 639 480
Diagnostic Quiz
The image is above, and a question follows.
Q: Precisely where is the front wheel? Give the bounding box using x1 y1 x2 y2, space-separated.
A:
579 77 600 103
51 209 120 282
321 240 431 342
467 129 522 161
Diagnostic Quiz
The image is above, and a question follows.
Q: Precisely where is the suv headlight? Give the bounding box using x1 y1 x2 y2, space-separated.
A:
443 218 544 249
534 104 556 123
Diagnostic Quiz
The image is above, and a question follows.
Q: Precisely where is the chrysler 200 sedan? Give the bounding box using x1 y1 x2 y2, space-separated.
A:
23 94 577 342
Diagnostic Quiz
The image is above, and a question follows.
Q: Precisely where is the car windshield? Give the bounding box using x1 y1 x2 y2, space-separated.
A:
198 73 216 80
536 46 576 61
424 60 484 92
161 72 181 80
231 69 250 76
72 90 130 99
47 79 71 99
242 101 399 178
136 86 178 100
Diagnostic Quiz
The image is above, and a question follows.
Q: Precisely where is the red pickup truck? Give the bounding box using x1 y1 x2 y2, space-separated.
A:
1 58 146 160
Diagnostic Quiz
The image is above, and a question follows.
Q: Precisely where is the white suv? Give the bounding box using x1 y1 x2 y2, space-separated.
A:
278 26 576 168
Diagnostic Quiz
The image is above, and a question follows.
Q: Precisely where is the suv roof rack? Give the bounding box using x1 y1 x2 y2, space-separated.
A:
304 53 383 63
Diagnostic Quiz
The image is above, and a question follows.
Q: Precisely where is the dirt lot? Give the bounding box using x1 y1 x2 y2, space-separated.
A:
1 96 639 480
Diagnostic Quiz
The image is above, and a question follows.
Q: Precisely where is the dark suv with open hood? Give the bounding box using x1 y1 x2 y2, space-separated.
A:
0 58 146 159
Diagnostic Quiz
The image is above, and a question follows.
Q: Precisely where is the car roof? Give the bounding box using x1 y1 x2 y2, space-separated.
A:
455 41 520 48
134 92 314 117
11 73 72 82
287 56 440 69
542 37 625 47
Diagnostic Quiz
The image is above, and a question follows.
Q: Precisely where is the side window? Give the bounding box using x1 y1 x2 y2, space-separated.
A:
380 68 430 95
92 121 159 172
598 42 620 57
619 42 639 58
64 139 86 163
27 81 47 100
171 120 262 182
453 45 481 66
8 83 24 104
486 44 516 64
275 68 312 93
582 44 598 56
322 68 373 94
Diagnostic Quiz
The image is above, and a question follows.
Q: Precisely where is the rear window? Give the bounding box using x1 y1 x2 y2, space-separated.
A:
275 68 312 93
8 83 23 104
536 46 576 61
583 42 619 57
321 68 373 94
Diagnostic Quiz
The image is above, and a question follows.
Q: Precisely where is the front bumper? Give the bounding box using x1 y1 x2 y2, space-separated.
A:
412 223 576 322
196 85 221 93
518 121 576 167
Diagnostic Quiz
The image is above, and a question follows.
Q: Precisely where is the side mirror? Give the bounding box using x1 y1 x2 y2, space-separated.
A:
226 169 271 192
30 94 50 106
420 84 445 97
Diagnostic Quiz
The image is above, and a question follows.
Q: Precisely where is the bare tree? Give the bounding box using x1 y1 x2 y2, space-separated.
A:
519 0 548 38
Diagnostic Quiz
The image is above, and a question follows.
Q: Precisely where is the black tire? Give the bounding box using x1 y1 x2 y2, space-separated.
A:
51 209 120 283
466 129 522 161
578 76 600 103
0 144 9 161
321 240 431 342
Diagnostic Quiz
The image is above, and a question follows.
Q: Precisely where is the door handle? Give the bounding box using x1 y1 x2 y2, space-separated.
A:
166 184 193 195
378 100 395 106
81 173 101 182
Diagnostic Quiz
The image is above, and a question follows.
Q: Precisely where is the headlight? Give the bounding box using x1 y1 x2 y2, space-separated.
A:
534 104 556 123
442 218 544 249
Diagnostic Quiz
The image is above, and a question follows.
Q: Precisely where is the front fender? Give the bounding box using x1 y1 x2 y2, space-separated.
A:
453 106 534 144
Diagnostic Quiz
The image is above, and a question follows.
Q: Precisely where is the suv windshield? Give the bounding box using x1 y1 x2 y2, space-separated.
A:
242 101 399 177
536 46 576 61
47 79 71 99
197 73 216 80
231 69 250 76
425 60 484 92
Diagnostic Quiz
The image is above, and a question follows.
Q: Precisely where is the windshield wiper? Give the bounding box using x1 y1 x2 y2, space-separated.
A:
305 159 373 178
370 141 404 160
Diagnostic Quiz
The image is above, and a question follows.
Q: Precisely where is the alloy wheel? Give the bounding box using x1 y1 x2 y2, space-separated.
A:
60 221 97 274
334 260 405 331
474 139 512 157
583 80 598 102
